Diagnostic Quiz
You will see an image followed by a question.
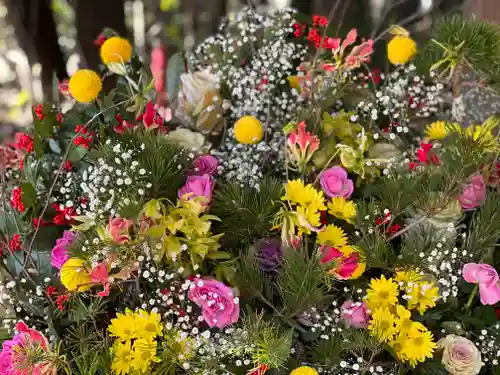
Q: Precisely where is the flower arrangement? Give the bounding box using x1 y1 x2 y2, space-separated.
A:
1 7 500 375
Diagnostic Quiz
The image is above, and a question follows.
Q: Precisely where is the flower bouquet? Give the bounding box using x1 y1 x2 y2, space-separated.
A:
2 7 500 375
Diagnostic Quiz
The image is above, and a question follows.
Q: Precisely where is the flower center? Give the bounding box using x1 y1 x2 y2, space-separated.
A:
413 337 424 347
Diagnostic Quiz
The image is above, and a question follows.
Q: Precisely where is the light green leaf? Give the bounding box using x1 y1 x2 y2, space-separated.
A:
160 0 179 11
166 53 186 102
206 251 232 260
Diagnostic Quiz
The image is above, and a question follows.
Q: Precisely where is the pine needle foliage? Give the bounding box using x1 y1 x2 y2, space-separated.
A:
212 177 283 249
417 15 500 90
277 246 326 317
309 335 343 366
355 231 396 269
399 226 442 267
67 295 108 323
236 247 266 299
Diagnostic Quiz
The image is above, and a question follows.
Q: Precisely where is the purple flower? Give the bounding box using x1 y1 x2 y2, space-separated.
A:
178 174 215 206
458 175 486 210
320 166 354 198
51 230 77 270
192 155 218 176
255 238 283 273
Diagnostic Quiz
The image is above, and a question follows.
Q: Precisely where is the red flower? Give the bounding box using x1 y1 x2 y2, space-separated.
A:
320 210 328 225
416 143 440 166
10 187 24 213
93 33 107 46
370 68 382 85
32 217 48 227
19 159 24 171
56 113 64 124
34 104 44 120
63 160 73 171
387 224 401 235
56 294 69 311
9 234 22 252
293 23 304 37
312 15 328 26
74 136 92 148
46 286 56 297
14 133 34 153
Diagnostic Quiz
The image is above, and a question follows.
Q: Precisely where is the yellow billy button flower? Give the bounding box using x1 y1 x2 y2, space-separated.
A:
60 258 92 292
233 116 264 144
100 36 133 65
290 366 319 375
68 69 102 103
387 26 417 65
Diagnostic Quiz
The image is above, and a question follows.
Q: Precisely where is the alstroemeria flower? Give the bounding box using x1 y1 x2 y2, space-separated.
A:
287 121 320 170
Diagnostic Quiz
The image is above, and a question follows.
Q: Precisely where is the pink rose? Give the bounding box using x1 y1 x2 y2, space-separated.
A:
463 263 500 305
320 166 354 198
192 155 218 176
107 217 134 245
341 301 370 328
188 278 239 329
51 230 77 269
458 175 486 210
178 174 215 205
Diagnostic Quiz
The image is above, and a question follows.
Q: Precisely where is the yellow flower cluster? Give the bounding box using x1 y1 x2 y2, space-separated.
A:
108 309 163 375
327 197 356 223
365 272 439 367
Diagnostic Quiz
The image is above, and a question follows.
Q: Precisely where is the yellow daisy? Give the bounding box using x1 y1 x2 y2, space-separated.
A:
395 269 423 286
425 121 449 140
135 309 163 339
406 282 440 314
317 224 347 247
108 309 138 341
283 180 326 210
365 275 399 310
327 197 356 223
387 36 416 65
60 258 93 292
394 305 427 336
400 329 437 367
111 340 133 375
368 307 398 343
296 204 322 235
131 336 158 373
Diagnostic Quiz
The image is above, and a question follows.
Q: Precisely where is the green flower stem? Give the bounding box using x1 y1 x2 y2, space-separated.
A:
465 284 478 311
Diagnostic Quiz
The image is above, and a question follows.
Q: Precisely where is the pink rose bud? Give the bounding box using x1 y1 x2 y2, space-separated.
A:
463 263 500 305
458 175 486 210
320 166 354 198
178 174 215 206
341 300 370 328
192 155 218 176
107 217 134 245
188 278 239 329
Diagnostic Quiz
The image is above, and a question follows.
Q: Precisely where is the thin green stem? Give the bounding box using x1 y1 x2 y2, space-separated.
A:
465 284 478 311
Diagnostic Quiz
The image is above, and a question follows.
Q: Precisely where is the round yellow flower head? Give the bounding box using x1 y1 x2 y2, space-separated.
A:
60 258 92 292
234 116 264 144
100 36 133 65
290 366 319 375
387 26 416 65
68 69 102 103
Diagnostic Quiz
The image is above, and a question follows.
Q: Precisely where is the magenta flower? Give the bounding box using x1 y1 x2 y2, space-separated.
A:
287 122 319 169
192 155 218 176
51 230 77 269
340 301 370 328
188 278 239 329
320 245 343 264
178 174 215 205
107 217 134 245
463 263 500 305
458 175 486 210
320 166 354 198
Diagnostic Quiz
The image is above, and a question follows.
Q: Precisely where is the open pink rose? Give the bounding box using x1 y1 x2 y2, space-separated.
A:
320 166 354 198
341 301 370 328
458 175 486 210
463 263 500 305
188 278 239 329
192 155 218 176
107 217 134 245
178 174 215 205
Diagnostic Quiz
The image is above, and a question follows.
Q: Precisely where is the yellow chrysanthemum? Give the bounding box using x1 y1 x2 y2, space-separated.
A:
426 121 449 140
111 341 133 375
387 35 417 65
399 329 437 367
365 275 399 310
317 224 347 247
394 305 427 336
131 336 158 373
100 36 133 65
327 197 356 223
296 204 321 235
135 310 163 338
234 116 264 144
60 258 92 292
68 69 102 103
406 282 440 314
283 180 326 210
395 270 423 286
290 366 319 375
109 309 138 341
368 307 398 343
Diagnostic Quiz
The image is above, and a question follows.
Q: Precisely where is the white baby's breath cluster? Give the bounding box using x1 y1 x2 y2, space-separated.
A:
316 356 397 375
475 324 500 367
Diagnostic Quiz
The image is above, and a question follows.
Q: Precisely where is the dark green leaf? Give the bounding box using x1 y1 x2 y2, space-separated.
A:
68 145 88 162
20 182 36 208
33 136 44 159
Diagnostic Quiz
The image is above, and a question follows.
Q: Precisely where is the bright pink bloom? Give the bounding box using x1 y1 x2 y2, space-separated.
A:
107 217 134 245
416 143 440 165
341 301 370 328
90 262 110 297
51 230 77 269
150 44 166 94
178 174 215 206
320 166 354 198
341 29 358 52
463 263 500 305
458 175 486 210
320 246 342 264
344 40 374 69
192 155 218 176
287 122 320 167
188 278 239 329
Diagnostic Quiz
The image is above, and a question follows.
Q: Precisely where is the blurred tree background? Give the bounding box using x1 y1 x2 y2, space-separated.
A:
0 0 495 139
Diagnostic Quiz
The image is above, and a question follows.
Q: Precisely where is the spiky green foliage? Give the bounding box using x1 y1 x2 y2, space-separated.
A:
236 246 266 298
417 14 500 90
242 311 292 369
309 335 343 366
67 295 108 323
355 230 396 269
277 246 326 317
212 177 283 249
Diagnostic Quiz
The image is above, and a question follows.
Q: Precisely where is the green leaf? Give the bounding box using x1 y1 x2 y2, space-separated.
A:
52 72 59 103
206 251 232 260
20 182 36 208
35 115 55 137
68 145 88 162
33 136 44 159
160 0 179 11
166 52 186 102
48 138 61 154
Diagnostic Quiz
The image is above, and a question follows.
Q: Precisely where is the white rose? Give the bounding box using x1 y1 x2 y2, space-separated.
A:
166 128 207 152
438 335 483 375
175 69 228 135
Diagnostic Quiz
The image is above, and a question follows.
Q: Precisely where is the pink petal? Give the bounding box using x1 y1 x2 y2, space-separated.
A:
463 263 480 283
341 29 358 51
479 283 500 305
